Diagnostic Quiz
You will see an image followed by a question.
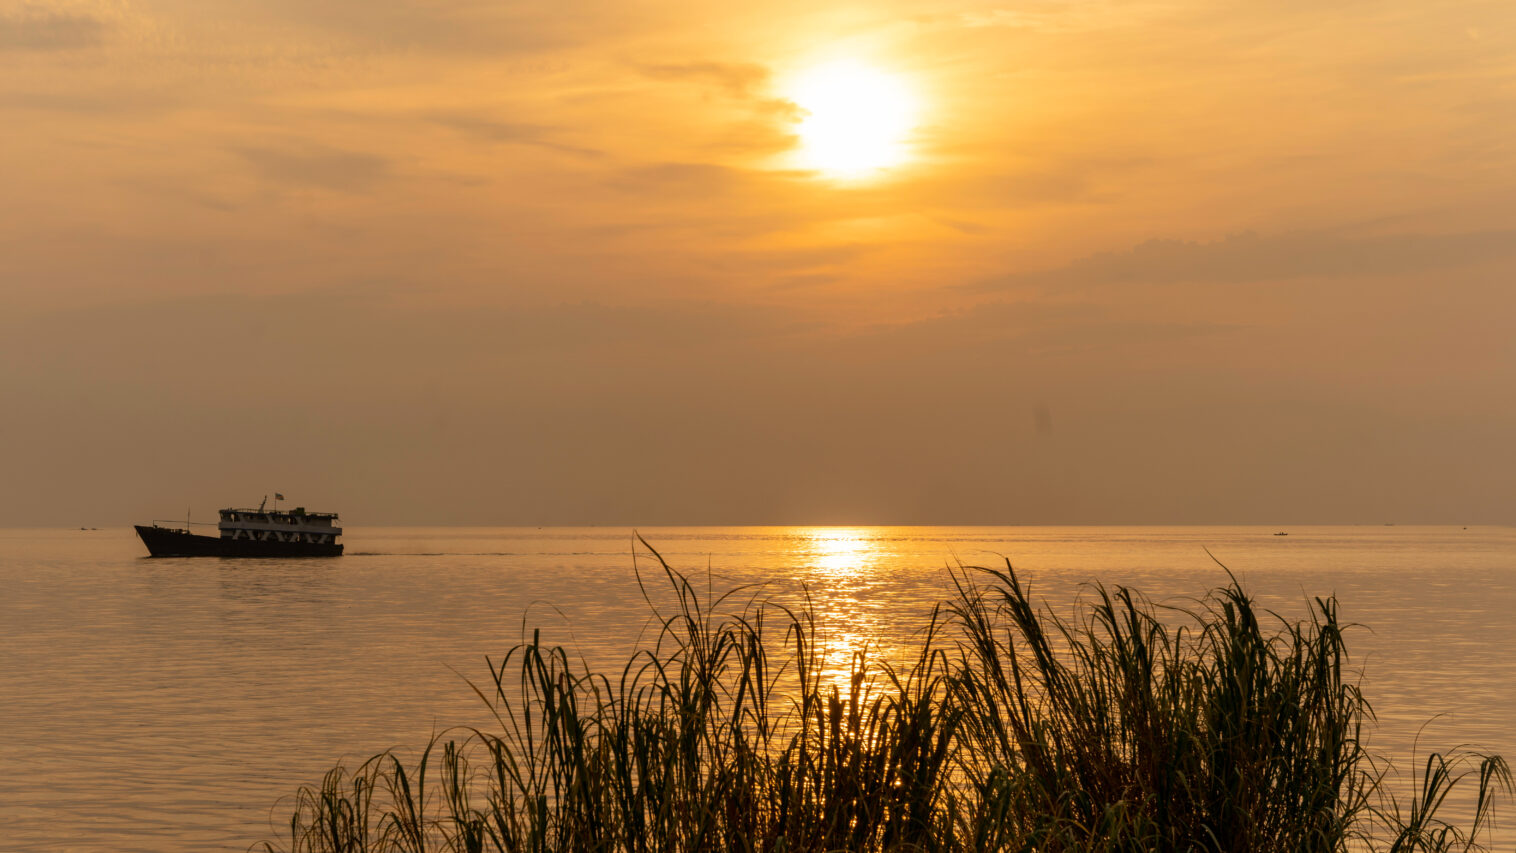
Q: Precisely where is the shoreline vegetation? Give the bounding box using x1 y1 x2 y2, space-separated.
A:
263 542 1509 852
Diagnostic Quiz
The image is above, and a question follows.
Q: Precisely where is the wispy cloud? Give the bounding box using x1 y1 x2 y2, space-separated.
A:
431 113 603 158
0 7 107 50
637 59 802 120
638 61 770 97
605 162 758 197
958 1 1173 33
235 144 390 193
979 228 1516 290
0 88 178 114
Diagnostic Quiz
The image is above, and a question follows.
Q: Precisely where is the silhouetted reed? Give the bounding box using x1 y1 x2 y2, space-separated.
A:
262 544 1508 852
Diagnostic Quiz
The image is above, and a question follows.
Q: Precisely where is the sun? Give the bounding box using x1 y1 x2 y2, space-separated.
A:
787 60 919 179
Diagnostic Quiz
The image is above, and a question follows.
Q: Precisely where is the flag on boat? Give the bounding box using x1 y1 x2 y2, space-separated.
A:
275 493 285 501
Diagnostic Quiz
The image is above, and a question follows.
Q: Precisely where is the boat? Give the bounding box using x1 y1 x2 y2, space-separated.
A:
135 497 342 557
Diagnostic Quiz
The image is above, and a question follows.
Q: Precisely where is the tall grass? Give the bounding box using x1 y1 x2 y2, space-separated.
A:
262 546 1508 852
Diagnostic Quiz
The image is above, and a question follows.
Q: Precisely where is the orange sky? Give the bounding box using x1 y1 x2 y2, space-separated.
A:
2 0 1513 524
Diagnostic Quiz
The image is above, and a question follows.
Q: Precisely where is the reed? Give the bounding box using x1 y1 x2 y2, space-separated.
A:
262 545 1508 852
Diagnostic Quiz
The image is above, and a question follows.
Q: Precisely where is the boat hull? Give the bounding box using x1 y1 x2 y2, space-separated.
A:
134 525 342 557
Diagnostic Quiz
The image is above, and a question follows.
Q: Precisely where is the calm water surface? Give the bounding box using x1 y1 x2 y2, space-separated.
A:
2 526 1513 851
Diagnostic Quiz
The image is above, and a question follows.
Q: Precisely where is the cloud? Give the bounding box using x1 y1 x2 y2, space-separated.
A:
431 114 603 158
980 228 1516 290
698 243 869 276
957 1 1172 33
914 168 1098 209
245 0 669 56
923 214 992 235
0 89 179 115
636 59 802 120
702 118 799 155
853 300 1231 360
605 162 763 198
0 7 107 50
235 144 391 193
638 61 771 98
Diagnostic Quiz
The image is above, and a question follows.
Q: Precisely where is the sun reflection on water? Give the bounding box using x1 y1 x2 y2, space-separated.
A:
805 527 878 577
791 527 904 698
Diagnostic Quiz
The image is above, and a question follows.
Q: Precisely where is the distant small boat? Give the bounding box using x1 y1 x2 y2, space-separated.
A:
1274 532 1288 536
135 497 342 557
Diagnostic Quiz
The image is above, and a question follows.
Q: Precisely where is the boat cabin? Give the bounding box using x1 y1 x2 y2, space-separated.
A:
218 507 342 546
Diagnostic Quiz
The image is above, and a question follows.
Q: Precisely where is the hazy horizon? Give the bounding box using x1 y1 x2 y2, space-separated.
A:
4 0 1513 527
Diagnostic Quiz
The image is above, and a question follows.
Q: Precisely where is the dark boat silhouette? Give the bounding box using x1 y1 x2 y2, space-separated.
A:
135 498 342 557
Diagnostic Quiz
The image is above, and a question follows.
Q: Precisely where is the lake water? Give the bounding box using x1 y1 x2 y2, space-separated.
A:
2 525 1513 851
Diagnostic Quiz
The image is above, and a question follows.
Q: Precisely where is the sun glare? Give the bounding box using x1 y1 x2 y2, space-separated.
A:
804 528 876 576
789 60 918 179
